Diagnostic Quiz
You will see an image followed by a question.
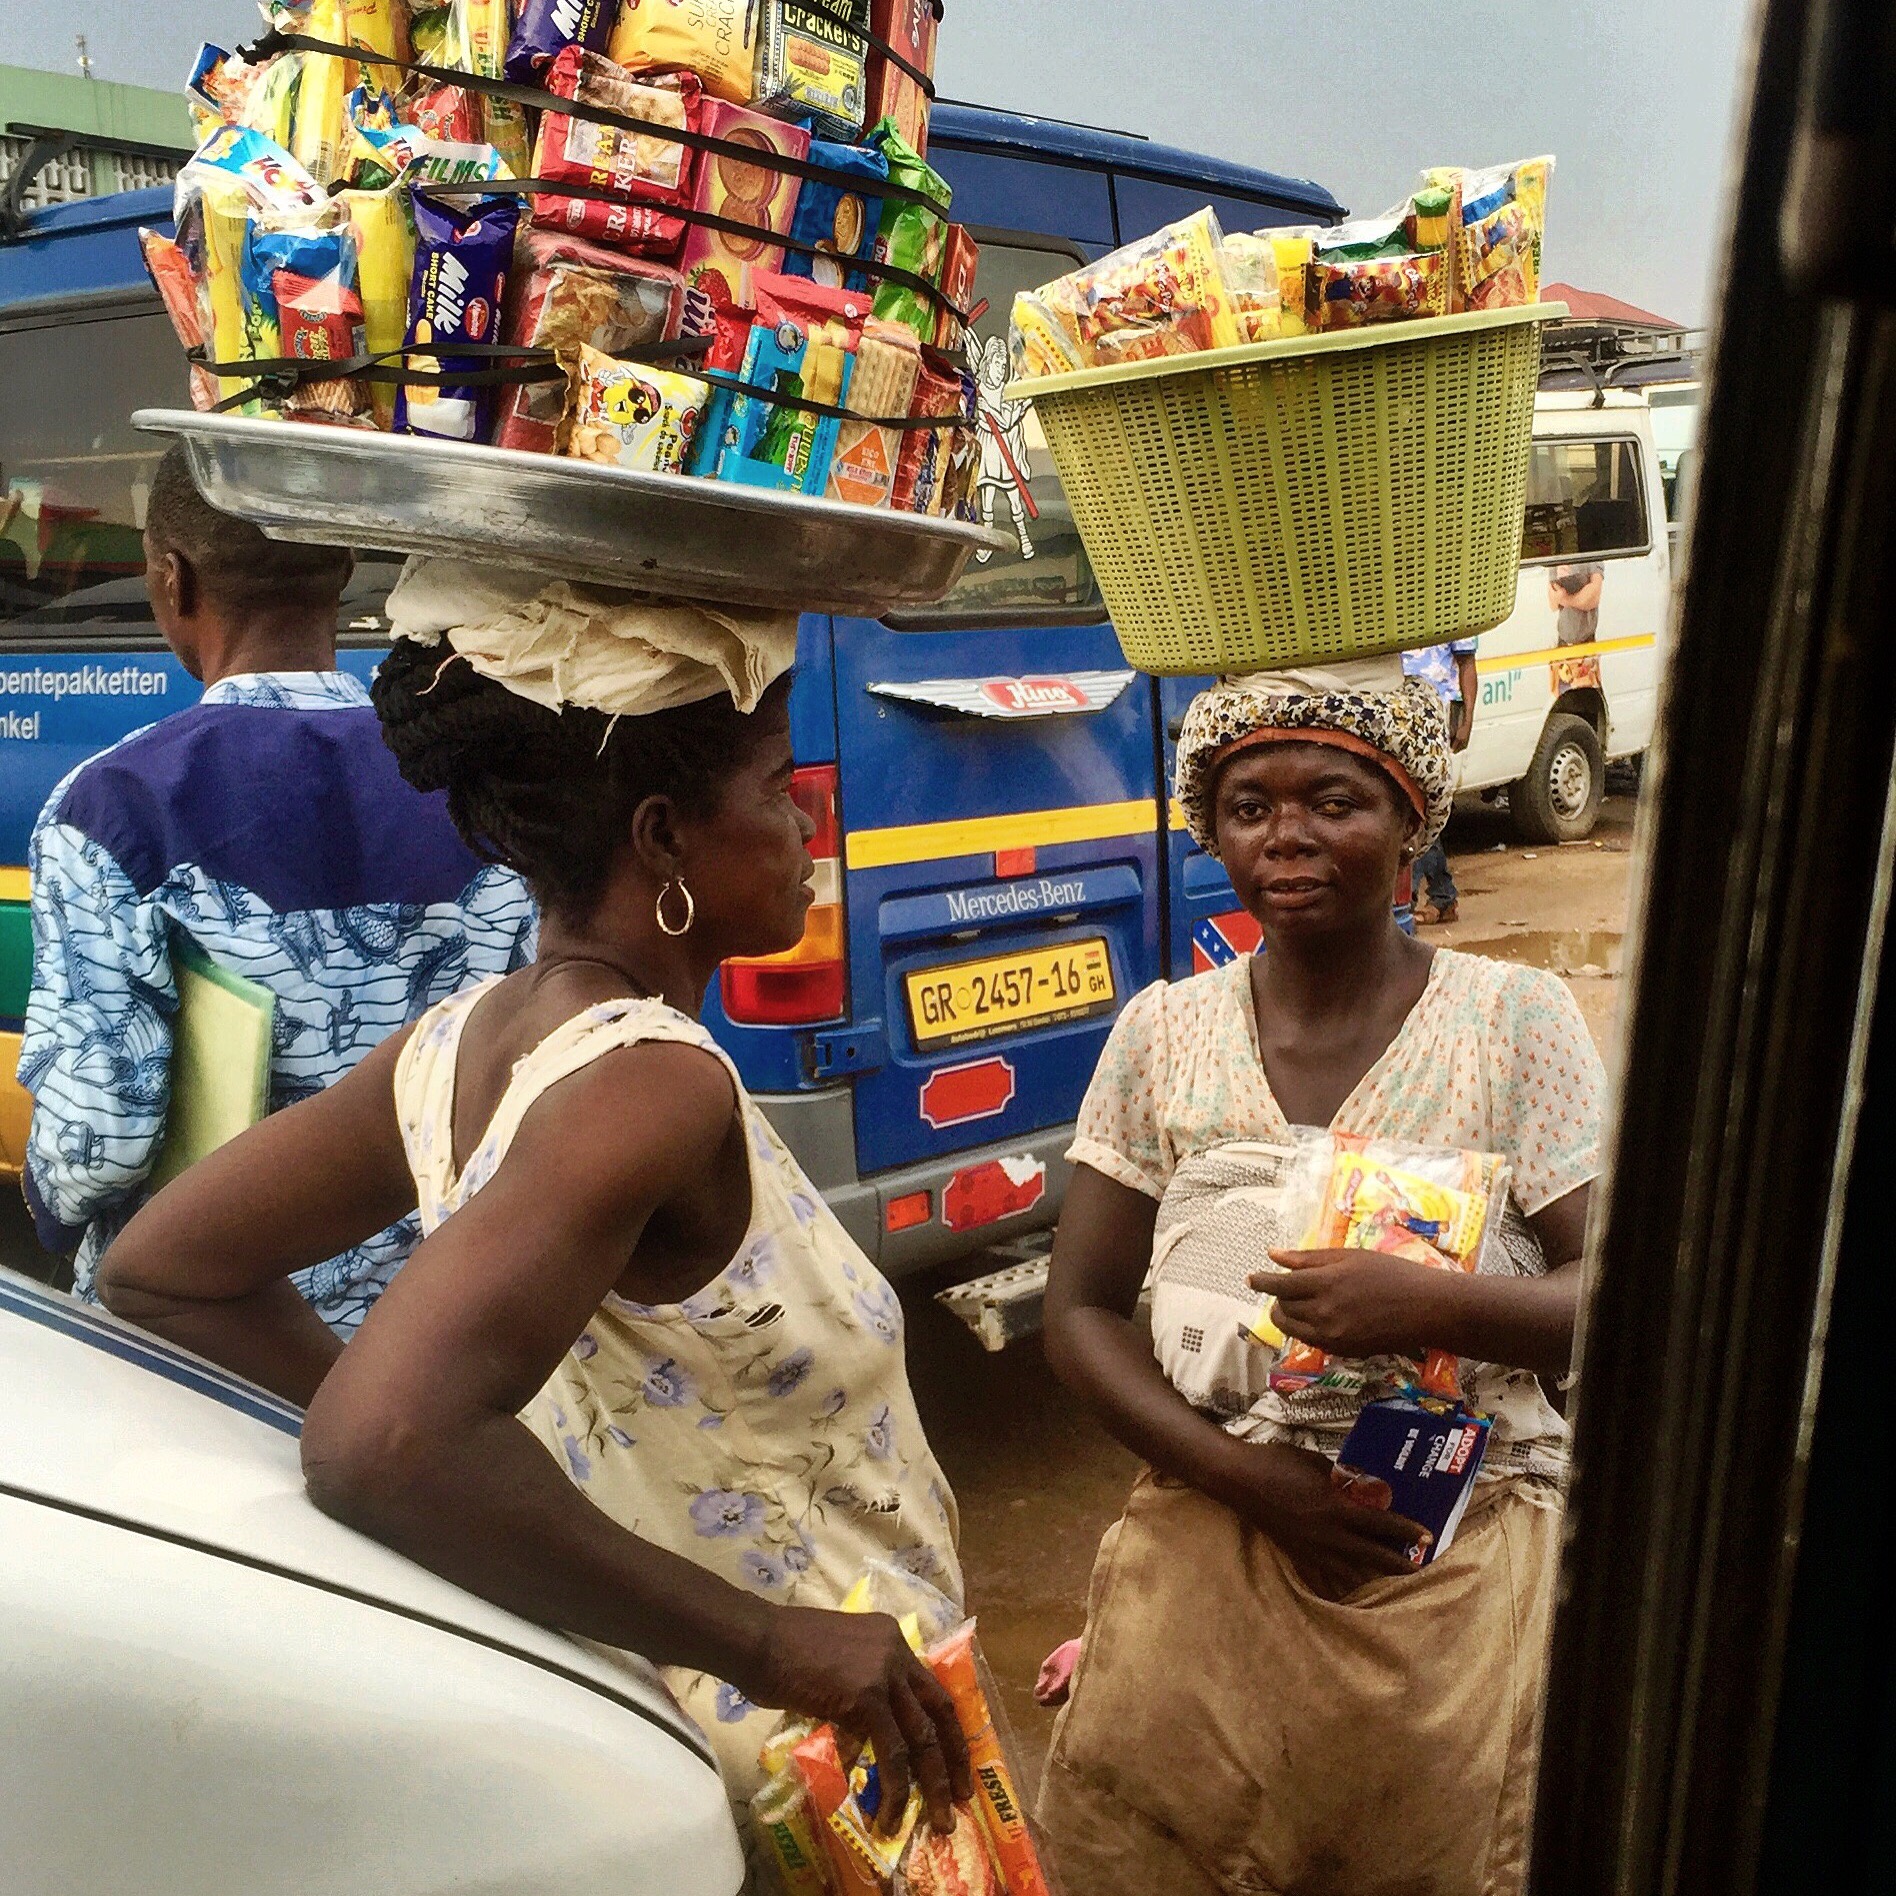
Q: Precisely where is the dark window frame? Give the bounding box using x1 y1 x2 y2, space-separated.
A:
1518 432 1655 566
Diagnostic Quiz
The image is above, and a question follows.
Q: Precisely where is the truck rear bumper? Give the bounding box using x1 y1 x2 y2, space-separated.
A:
753 1085 1071 1278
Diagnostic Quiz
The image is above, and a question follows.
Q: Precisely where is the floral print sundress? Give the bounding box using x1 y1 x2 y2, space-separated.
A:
394 983 963 1820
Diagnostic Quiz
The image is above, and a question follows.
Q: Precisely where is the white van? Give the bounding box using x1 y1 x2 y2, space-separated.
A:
0 1269 746 1896
1457 386 1694 840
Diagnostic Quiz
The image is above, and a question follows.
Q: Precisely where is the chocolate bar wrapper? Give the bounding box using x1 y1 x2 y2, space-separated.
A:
562 344 707 474
782 135 887 291
395 190 519 441
822 317 921 509
496 232 685 453
608 0 757 105
531 47 698 256
1332 1396 1491 1567
866 115 951 345
934 222 979 350
677 102 810 334
867 0 937 156
504 0 614 83
890 355 962 514
755 0 870 143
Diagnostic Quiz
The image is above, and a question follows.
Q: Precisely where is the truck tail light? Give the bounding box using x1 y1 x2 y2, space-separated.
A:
720 765 848 1026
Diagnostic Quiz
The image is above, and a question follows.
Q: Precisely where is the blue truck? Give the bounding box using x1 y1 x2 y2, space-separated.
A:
0 105 1343 1309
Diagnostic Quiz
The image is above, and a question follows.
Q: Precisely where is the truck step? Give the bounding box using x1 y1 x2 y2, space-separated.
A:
933 1237 1052 1352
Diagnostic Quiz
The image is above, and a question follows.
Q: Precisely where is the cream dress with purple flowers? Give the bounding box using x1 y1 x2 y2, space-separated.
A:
394 983 963 1820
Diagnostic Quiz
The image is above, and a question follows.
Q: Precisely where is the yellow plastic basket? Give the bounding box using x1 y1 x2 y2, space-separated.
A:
1009 303 1564 676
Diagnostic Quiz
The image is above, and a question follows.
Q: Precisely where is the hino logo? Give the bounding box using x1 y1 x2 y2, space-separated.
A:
980 677 1090 714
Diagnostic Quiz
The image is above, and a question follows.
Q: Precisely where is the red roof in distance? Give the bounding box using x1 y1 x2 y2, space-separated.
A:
1542 281 1684 328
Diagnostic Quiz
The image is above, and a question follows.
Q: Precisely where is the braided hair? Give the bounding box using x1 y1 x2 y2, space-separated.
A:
372 637 791 918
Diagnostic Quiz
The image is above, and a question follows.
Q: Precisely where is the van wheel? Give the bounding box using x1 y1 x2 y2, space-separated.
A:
1512 713 1604 843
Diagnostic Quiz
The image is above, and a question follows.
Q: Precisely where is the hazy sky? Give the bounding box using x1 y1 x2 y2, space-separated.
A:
16 0 1751 322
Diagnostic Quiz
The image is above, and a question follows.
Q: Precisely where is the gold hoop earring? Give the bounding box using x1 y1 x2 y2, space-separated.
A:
655 878 695 937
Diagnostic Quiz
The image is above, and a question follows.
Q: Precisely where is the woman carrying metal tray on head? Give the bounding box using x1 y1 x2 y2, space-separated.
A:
1037 660 1605 1896
99 563 972 1878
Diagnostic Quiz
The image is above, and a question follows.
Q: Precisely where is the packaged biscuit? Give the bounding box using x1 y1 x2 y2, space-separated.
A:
1250 1131 1510 1403
865 117 950 345
1219 231 1282 342
340 179 418 424
866 0 937 156
890 353 962 514
609 0 758 104
496 232 684 453
1309 249 1447 330
563 345 708 473
409 80 483 146
823 317 921 508
245 222 370 418
710 273 869 494
937 363 979 521
934 222 979 350
782 136 888 290
756 0 871 142
1424 155 1553 312
504 0 614 83
1007 208 1241 378
179 124 330 224
789 1726 885 1896
531 49 698 254
676 103 811 334
683 290 758 476
395 189 518 440
749 1767 838 1896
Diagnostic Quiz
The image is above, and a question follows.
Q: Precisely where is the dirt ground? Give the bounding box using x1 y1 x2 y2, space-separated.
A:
906 793 1640 1793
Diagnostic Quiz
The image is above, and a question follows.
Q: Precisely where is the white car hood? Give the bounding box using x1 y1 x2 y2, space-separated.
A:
0 1270 709 1764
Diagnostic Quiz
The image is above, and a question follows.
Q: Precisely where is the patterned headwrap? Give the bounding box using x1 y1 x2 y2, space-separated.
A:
1174 656 1454 859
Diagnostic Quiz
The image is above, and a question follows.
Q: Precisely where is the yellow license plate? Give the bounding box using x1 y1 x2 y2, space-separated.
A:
906 938 1116 1049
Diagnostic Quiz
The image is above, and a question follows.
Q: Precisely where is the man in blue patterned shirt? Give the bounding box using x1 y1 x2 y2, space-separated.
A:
17 446 535 1334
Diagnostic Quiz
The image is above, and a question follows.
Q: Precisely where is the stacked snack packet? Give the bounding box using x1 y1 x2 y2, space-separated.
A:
148 0 980 517
1007 156 1553 379
751 1567 1059 1896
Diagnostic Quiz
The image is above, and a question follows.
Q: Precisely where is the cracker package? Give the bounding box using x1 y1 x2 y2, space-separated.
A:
609 0 758 104
496 231 684 453
890 353 962 515
822 317 922 508
562 344 707 473
756 0 870 142
1248 1130 1509 1403
395 189 519 441
782 136 888 290
708 273 870 494
865 116 950 345
676 103 811 333
866 0 937 156
1007 209 1241 378
530 48 698 255
934 222 980 350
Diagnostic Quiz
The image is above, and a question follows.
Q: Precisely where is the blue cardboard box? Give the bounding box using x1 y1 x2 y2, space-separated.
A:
1333 1395 1492 1566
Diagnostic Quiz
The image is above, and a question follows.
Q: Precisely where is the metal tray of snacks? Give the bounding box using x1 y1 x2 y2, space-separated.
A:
133 411 1009 616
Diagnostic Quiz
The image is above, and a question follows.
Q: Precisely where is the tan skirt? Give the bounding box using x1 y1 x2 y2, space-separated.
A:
1036 1472 1560 1896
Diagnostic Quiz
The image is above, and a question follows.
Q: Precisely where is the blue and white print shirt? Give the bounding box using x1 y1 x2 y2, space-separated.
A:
17 671 536 1335
1402 638 1480 706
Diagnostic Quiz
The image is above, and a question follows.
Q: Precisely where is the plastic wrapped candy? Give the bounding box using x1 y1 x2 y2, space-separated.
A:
1007 208 1242 379
1423 155 1554 312
1247 1130 1509 1402
1219 231 1282 343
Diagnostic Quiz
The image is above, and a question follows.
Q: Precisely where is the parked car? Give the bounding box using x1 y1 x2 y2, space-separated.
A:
0 1267 746 1895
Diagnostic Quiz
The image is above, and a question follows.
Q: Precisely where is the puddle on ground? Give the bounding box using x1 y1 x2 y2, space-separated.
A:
1458 929 1624 977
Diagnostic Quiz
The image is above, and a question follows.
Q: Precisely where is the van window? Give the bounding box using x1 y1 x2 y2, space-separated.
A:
1114 174 1319 243
1520 436 1651 562
1647 386 1701 522
889 235 1106 629
0 309 186 637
